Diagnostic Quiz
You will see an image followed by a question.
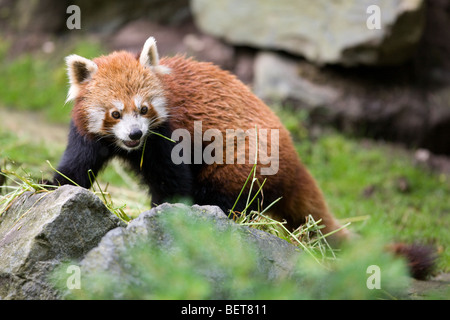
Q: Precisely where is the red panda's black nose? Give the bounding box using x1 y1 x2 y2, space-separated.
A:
129 129 143 141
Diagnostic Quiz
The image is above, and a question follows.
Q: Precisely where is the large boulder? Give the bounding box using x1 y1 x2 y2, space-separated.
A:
191 0 425 66
0 186 302 299
253 52 340 108
0 185 125 299
69 203 301 299
253 51 450 155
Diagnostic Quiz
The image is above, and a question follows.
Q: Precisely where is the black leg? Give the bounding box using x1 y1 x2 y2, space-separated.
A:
52 121 112 188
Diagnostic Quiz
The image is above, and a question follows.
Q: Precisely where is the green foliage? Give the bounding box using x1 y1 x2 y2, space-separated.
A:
0 37 106 123
0 127 63 179
52 206 410 300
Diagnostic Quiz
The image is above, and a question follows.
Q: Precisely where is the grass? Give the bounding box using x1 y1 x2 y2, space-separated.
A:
51 205 411 300
0 36 106 123
0 166 434 299
226 140 346 267
276 105 450 272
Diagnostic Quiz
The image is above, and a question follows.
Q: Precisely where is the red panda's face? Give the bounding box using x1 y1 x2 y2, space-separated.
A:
65 37 171 151
84 89 168 151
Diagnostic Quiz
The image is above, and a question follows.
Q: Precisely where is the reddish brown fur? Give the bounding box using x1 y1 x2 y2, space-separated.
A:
159 55 349 239
388 243 436 280
70 51 349 241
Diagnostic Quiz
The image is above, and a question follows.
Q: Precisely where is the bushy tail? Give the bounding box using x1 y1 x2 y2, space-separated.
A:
388 243 437 280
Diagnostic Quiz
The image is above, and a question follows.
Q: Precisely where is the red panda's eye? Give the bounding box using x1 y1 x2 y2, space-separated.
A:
111 111 121 119
140 106 148 115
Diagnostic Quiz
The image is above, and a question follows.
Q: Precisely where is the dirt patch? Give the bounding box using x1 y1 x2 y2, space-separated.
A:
409 273 450 299
0 107 69 145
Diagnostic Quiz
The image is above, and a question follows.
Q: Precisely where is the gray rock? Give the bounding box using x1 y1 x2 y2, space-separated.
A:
191 0 425 66
253 50 450 156
253 52 340 108
77 203 301 298
0 185 303 299
0 185 125 300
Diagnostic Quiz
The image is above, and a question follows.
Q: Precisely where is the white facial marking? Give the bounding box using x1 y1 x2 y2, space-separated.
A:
112 100 124 111
151 96 168 121
134 95 143 109
87 107 105 134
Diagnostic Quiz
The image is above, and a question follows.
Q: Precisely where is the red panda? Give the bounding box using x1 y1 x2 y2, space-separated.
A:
51 37 438 278
52 36 351 244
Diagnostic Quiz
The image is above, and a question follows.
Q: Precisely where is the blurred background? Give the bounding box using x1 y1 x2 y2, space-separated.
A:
0 0 449 271
1 0 449 161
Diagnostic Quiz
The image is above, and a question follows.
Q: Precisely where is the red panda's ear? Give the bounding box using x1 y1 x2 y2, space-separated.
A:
65 54 98 102
139 37 171 75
